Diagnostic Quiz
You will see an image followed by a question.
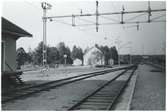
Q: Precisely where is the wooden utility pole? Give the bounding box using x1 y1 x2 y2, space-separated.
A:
96 1 99 32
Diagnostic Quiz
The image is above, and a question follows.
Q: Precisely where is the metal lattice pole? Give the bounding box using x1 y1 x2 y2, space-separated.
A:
41 2 52 67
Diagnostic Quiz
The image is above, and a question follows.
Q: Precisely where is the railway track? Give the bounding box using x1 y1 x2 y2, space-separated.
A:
2 65 134 103
68 65 137 110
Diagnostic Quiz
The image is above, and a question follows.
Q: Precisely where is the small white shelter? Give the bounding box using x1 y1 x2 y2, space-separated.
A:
73 58 82 66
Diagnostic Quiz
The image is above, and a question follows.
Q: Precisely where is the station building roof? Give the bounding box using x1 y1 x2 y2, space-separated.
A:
2 17 32 38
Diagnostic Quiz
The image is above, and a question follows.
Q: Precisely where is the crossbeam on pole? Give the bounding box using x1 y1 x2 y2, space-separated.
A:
46 9 166 19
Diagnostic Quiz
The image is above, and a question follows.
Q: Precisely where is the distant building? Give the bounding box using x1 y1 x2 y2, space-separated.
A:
72 58 82 66
1 17 32 72
120 55 131 64
83 46 105 66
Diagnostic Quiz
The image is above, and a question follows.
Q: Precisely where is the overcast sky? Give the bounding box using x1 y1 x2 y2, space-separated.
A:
2 0 166 55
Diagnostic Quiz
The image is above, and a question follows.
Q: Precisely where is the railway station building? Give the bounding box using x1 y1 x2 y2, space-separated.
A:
1 17 32 74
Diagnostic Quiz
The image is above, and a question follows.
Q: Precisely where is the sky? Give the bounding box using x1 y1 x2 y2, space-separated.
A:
2 0 166 55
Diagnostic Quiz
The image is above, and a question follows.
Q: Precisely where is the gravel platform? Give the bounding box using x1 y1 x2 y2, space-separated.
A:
130 64 165 110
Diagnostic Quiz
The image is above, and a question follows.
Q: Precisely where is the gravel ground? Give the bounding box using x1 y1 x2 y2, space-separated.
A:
4 67 104 92
21 65 129 82
18 65 128 89
130 64 165 110
113 69 138 110
18 66 106 88
2 70 123 110
21 66 104 82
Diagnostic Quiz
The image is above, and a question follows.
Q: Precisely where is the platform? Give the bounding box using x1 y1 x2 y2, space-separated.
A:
130 64 165 110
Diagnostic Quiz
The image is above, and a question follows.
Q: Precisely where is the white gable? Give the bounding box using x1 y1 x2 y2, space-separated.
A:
83 46 104 66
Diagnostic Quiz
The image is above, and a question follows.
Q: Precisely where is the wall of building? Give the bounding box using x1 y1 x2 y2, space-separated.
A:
2 33 17 72
83 47 104 66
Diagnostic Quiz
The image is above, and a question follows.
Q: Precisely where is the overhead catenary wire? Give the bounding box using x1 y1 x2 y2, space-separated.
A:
77 17 96 24
50 18 97 33
125 13 147 21
100 16 120 22
49 18 98 39
50 19 72 26
151 14 166 21
48 15 98 33
49 16 165 29
45 7 165 31
75 20 165 27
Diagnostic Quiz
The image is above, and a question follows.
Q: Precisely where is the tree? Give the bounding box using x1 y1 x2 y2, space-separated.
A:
57 42 66 58
71 45 84 64
57 42 73 64
98 45 118 65
110 46 118 64
33 41 43 65
71 45 77 59
16 47 27 69
26 47 33 64
47 47 60 64
65 47 73 64
99 45 110 65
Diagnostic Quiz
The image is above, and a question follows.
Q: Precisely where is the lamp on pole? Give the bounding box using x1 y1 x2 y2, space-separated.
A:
129 46 132 65
64 54 67 65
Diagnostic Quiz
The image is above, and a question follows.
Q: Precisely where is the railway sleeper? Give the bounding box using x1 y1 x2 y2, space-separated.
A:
85 101 113 104
69 78 131 110
76 105 107 110
86 99 113 102
80 101 112 105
